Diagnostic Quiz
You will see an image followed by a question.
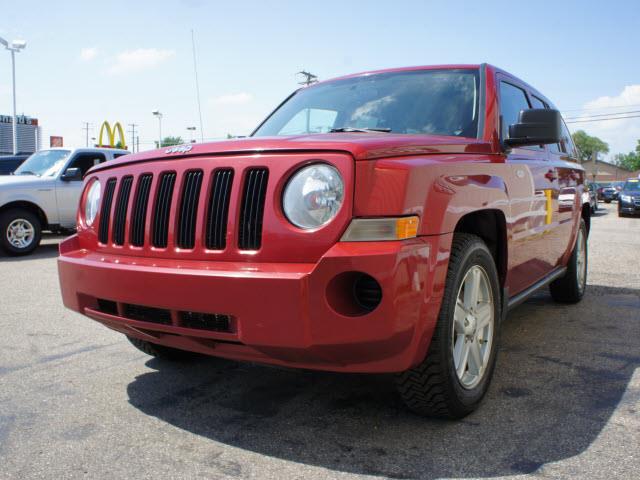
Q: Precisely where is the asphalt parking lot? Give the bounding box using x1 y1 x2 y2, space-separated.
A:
1 202 638 480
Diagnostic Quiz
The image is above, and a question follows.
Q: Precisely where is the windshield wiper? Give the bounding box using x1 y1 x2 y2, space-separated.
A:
17 171 39 176
329 127 392 133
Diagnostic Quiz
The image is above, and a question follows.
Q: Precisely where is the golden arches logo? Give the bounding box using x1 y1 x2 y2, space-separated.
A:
98 121 127 149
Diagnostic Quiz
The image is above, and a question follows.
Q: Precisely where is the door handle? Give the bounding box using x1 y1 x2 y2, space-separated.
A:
545 170 557 182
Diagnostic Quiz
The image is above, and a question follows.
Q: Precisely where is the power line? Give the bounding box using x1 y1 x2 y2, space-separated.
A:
561 103 640 113
564 110 640 120
566 114 640 124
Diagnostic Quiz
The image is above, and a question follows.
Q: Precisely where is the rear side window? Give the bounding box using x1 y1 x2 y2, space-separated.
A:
550 121 577 159
530 95 547 109
499 82 531 140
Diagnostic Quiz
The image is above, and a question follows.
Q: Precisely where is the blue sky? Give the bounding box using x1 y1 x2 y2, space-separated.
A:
1 0 639 157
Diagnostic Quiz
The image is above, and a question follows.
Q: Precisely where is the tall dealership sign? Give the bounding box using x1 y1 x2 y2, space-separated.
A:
0 114 41 154
98 121 127 149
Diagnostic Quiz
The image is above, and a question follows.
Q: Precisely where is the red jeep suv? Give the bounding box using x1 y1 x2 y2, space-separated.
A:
58 64 590 418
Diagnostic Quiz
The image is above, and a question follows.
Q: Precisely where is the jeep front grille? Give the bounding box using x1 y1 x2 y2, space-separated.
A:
96 166 269 252
205 169 233 250
112 176 133 246
152 172 176 248
238 168 269 250
98 178 117 244
176 170 204 249
130 174 153 247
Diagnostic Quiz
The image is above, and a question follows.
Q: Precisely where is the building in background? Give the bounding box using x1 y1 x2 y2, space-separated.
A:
0 114 42 154
582 159 640 183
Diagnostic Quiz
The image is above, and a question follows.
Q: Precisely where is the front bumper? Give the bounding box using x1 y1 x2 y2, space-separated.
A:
58 234 451 373
619 199 640 214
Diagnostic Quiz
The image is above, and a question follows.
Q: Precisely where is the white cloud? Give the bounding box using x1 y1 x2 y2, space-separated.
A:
0 84 9 96
107 48 175 75
209 93 253 105
79 47 98 61
572 85 640 158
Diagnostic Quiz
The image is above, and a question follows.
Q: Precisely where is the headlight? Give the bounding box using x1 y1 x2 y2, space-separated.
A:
85 180 101 227
621 195 632 203
283 164 344 229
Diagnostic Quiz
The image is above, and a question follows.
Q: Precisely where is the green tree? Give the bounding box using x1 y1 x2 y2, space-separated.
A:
155 136 184 148
572 130 609 162
613 151 640 171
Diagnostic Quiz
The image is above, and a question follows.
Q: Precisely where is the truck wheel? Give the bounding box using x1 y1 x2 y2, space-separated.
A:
395 234 501 419
549 219 587 304
127 336 199 361
0 208 42 256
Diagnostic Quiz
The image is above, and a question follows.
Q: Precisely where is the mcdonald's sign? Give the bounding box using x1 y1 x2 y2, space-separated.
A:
98 121 127 149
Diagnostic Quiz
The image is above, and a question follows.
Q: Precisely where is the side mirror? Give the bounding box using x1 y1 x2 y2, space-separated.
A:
505 109 562 148
61 167 83 181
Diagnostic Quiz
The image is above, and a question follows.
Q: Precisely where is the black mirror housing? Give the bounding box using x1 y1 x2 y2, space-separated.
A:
61 167 83 181
505 109 562 147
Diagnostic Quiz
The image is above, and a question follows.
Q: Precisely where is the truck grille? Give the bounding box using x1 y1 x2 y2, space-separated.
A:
97 166 269 252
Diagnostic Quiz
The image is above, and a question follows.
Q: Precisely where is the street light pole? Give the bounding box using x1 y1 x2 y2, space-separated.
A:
152 110 163 148
1 36 27 155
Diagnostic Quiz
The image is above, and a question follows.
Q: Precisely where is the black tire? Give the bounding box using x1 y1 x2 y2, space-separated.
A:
127 336 200 361
0 208 42 256
549 219 587 304
395 234 501 419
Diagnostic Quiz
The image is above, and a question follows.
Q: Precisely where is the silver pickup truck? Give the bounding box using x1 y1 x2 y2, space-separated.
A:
0 147 129 255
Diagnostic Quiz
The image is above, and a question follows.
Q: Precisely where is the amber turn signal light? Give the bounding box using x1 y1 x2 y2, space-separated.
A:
341 216 420 242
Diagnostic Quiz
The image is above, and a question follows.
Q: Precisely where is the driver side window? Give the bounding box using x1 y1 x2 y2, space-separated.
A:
65 153 106 178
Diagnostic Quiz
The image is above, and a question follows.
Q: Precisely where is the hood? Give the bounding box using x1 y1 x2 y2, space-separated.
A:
90 133 494 173
0 174 45 189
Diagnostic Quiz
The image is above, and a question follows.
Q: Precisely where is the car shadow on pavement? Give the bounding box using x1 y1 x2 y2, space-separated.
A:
127 285 640 479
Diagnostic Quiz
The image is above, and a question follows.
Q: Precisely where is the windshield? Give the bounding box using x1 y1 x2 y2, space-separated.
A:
623 180 640 191
253 69 480 138
14 150 72 177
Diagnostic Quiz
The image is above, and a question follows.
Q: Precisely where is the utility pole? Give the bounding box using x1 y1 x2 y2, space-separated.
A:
297 70 318 132
128 123 138 152
82 122 91 147
297 70 318 86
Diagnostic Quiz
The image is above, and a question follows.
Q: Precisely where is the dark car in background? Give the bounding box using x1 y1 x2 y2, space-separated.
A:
618 178 640 217
601 183 619 203
0 153 30 175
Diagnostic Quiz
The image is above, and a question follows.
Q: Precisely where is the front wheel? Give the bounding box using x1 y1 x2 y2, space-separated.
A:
0 208 42 256
395 234 501 419
549 219 587 303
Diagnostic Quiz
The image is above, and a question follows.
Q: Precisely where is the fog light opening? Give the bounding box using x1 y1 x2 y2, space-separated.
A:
326 271 382 317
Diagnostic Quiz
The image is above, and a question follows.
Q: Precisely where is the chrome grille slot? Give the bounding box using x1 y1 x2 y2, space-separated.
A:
112 176 133 246
98 178 117 244
238 168 268 250
152 172 176 248
205 169 233 250
130 174 153 247
176 170 204 249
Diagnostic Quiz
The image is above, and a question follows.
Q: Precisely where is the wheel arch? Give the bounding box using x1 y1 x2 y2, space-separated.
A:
0 200 49 229
453 209 508 288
